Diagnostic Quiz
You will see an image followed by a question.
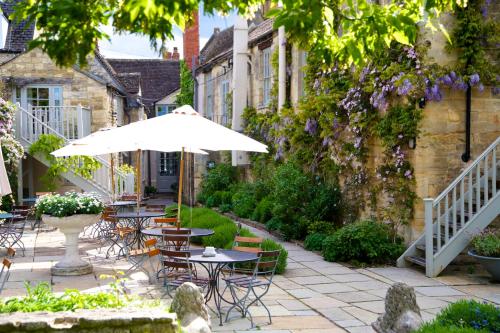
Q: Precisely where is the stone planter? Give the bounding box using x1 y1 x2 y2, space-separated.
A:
42 214 99 276
468 250 500 282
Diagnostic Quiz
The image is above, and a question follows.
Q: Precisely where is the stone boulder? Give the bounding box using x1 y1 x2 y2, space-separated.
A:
171 282 211 333
372 282 423 333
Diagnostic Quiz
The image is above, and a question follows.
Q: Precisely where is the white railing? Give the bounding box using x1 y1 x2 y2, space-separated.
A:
15 104 134 198
424 136 500 276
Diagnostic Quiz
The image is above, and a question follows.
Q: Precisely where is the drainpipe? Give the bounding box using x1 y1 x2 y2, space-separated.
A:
278 26 286 110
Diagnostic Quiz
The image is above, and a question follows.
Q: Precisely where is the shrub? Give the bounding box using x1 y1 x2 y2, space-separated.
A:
471 230 500 257
431 300 500 332
205 190 233 208
304 233 328 251
417 324 487 333
305 180 342 223
307 220 336 235
322 220 404 264
261 239 288 275
203 223 238 249
197 164 236 203
231 184 257 218
219 203 232 213
251 196 274 223
270 162 312 240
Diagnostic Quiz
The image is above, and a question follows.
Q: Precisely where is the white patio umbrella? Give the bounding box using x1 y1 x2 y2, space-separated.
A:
0 144 12 196
52 105 268 226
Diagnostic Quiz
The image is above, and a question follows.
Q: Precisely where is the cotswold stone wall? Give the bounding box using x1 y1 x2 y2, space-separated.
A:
0 308 178 333
0 48 114 131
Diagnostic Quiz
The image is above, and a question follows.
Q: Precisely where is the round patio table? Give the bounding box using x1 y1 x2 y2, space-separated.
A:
110 211 165 248
141 227 214 238
175 249 258 326
107 200 138 212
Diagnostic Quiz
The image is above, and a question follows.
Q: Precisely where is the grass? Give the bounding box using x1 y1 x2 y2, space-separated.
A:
167 205 288 274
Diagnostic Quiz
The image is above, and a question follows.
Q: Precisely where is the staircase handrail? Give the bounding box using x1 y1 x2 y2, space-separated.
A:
15 104 131 195
431 136 500 206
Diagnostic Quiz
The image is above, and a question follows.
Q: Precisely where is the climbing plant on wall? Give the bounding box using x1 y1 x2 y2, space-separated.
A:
243 0 499 233
29 134 101 191
175 60 194 107
0 98 24 209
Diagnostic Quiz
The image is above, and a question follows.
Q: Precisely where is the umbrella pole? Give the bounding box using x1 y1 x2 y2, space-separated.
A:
176 147 184 229
136 149 141 211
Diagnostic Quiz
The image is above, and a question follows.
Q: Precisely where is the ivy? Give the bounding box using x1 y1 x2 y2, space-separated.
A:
175 60 194 107
28 134 101 191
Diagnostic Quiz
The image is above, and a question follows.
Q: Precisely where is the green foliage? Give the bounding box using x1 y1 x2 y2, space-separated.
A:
231 184 257 218
173 205 288 274
416 300 500 333
13 0 462 68
35 192 104 218
205 190 232 208
261 239 288 275
322 220 404 265
144 185 157 195
197 163 237 204
251 197 274 224
307 221 336 235
0 282 128 313
304 233 327 252
175 60 194 107
471 230 500 258
29 134 101 191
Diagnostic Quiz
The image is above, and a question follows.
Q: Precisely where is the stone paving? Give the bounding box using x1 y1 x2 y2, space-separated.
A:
1 222 499 333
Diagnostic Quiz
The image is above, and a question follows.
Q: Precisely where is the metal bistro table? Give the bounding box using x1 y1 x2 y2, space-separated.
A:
176 249 258 326
108 200 138 212
110 211 165 248
141 227 215 238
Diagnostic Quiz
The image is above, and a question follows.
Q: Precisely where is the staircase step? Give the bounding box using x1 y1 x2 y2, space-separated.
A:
416 244 437 253
405 256 426 267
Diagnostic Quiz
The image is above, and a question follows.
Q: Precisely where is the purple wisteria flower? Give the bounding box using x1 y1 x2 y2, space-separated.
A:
404 170 413 179
397 79 412 96
440 74 453 86
354 137 362 149
425 84 442 102
454 78 468 91
469 73 480 86
305 118 318 135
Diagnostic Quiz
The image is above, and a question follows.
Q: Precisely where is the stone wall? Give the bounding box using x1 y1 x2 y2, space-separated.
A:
0 308 178 333
0 48 118 131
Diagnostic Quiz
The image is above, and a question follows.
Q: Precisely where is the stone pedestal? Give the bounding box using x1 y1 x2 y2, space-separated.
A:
42 214 98 276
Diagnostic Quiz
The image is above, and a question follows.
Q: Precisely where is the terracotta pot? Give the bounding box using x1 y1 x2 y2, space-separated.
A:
42 214 99 276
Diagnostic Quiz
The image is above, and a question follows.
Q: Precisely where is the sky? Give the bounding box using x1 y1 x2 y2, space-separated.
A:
99 8 236 59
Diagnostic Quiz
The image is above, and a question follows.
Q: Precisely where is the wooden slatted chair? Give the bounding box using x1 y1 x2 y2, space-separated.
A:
224 250 281 327
159 249 208 298
124 238 160 281
153 217 177 228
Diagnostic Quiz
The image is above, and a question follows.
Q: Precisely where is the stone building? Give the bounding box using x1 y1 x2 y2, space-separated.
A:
0 0 183 197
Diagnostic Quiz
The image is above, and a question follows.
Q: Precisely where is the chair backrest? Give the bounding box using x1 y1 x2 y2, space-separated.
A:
254 250 281 278
6 248 15 258
233 236 263 254
143 238 160 257
162 233 190 251
161 228 190 235
160 249 192 270
154 217 176 227
121 194 138 201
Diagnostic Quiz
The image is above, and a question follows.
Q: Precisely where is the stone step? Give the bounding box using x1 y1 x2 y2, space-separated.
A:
405 256 426 267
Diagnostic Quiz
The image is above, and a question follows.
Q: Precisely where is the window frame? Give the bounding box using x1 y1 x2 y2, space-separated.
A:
262 47 272 106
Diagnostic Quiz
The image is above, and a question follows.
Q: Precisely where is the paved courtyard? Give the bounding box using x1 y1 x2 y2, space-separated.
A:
2 222 499 333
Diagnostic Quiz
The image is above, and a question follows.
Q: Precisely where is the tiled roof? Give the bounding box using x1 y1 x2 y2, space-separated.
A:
0 0 35 52
248 18 274 44
107 59 180 110
200 26 234 64
116 72 141 95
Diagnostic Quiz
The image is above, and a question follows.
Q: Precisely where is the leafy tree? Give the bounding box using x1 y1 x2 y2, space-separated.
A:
13 0 465 68
175 60 194 106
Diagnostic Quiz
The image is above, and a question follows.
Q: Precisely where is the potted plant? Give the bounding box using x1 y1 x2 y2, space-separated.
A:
35 192 104 276
468 230 500 281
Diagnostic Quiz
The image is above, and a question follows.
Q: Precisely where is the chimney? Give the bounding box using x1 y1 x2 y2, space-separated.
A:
162 50 172 60
183 10 199 70
172 47 180 60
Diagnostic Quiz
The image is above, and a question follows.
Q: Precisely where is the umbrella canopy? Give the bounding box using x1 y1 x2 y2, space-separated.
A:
0 145 12 196
52 105 267 157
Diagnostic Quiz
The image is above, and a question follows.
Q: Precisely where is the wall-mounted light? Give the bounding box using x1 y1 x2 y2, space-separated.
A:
409 137 417 149
418 97 426 109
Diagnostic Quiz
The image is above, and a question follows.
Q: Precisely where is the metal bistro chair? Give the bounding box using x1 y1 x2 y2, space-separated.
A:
124 238 160 282
0 214 27 256
153 217 177 228
160 229 191 250
0 257 12 294
159 249 208 298
224 250 281 328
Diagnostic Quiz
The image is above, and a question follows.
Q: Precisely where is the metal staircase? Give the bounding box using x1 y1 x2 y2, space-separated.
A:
397 136 500 277
14 104 134 199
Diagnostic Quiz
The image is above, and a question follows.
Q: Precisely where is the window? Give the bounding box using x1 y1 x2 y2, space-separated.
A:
220 80 230 125
156 104 176 116
205 72 214 119
262 47 272 106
